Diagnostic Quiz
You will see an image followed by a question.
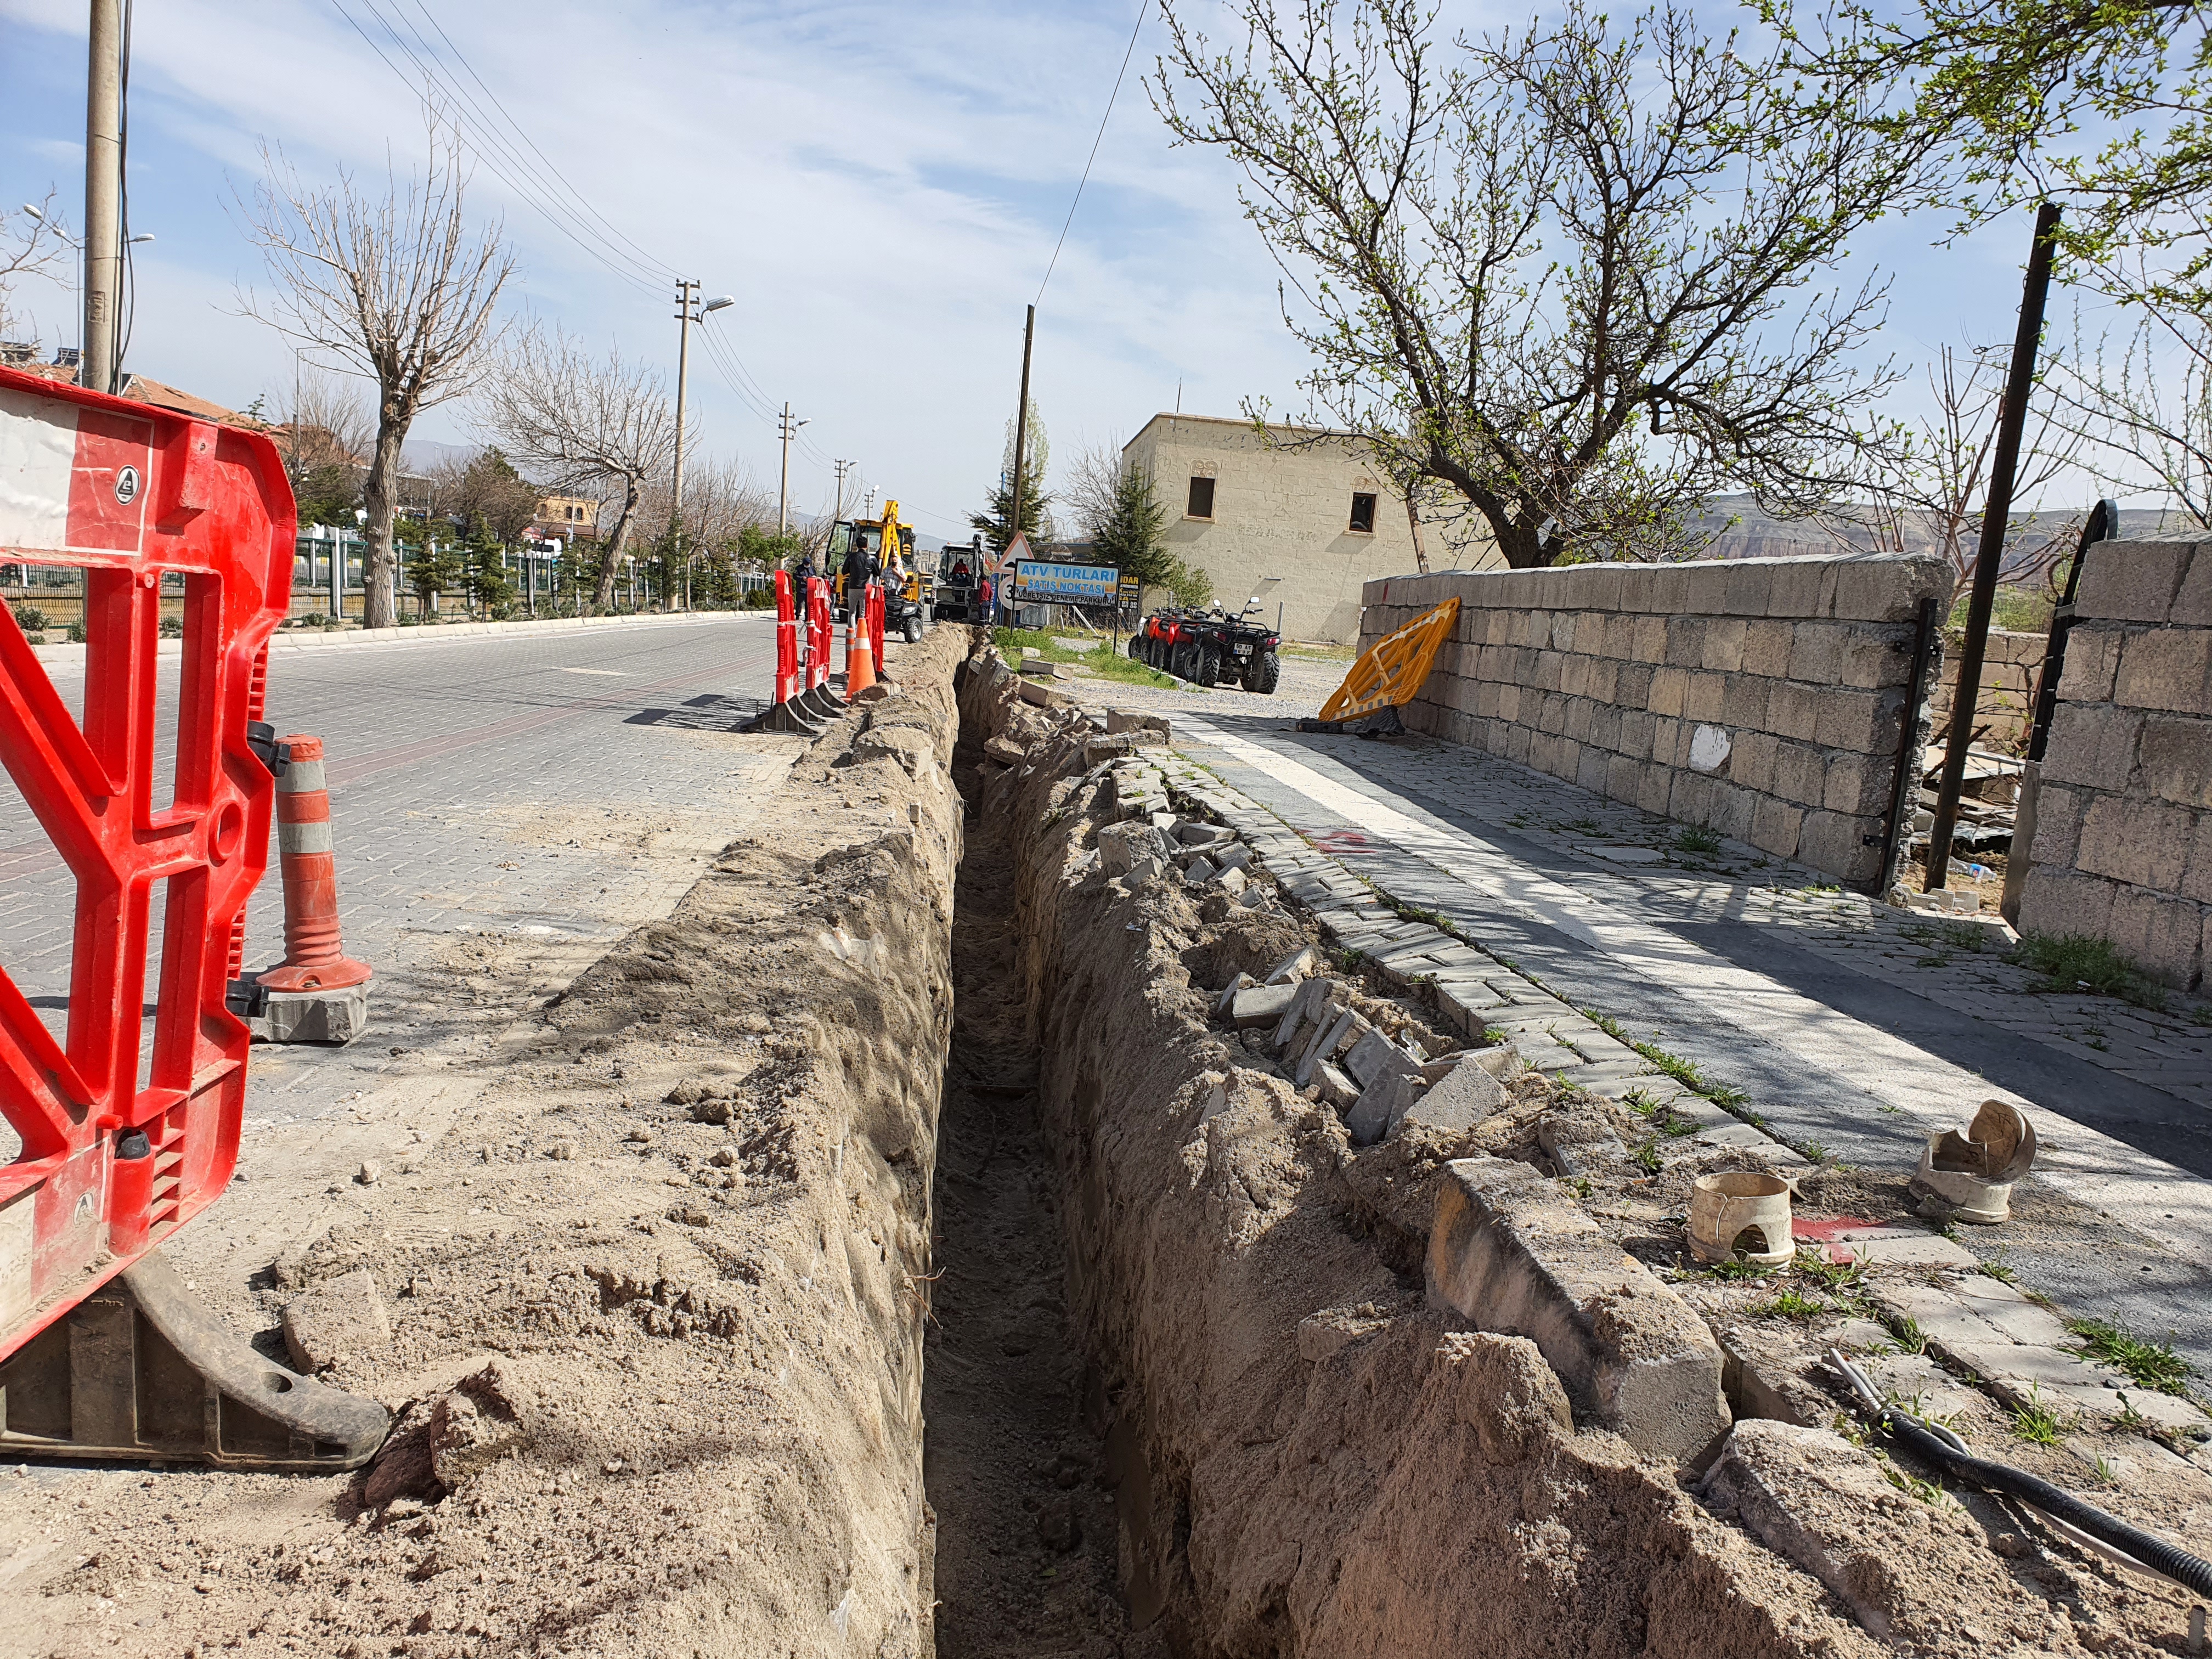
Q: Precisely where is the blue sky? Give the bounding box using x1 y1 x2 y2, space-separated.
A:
0 0 2131 534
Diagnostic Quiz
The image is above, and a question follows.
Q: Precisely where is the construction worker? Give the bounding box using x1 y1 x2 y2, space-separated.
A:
789 550 817 667
841 530 877 622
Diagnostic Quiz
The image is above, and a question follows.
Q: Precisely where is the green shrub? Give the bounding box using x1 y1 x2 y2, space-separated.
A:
10 603 48 633
2010 932 2168 1010
65 621 86 644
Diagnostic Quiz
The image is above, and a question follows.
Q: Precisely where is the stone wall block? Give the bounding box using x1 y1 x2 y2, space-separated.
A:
1665 615 1709 668
2140 714 2212 809
2078 794 2193 891
2040 703 2144 791
1649 665 1690 718
1721 673 1773 730
1632 616 1668 664
2105 884 2205 990
1712 782 1759 842
1762 679 1818 743
1822 752 1892 816
1616 662 1656 708
1797 811 1882 887
1684 671 1728 724
1703 617 1750 672
1788 622 1843 686
2027 783 2085 867
1836 624 1914 691
1564 695 1596 744
1751 795 1805 859
1618 709 1656 761
1730 730 1780 795
1577 746 1612 794
1741 620 1795 679
1606 754 1641 804
2172 543 2212 626
2018 868 2118 941
2074 539 2195 623
1813 687 1902 754
1764 556 1832 620
1829 552 1949 622
1773 740 1828 808
1637 762 1677 817
2115 627 2212 716
1649 565 1693 616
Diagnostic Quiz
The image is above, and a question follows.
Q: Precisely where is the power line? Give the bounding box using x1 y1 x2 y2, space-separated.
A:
1036 0 1149 308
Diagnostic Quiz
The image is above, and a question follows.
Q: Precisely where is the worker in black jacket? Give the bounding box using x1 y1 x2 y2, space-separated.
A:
840 535 878 621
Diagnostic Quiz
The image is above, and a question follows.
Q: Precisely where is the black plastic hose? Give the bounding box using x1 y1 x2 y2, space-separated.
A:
1828 1349 2212 1599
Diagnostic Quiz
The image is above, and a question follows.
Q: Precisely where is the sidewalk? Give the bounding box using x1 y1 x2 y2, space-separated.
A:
1058 660 2212 1377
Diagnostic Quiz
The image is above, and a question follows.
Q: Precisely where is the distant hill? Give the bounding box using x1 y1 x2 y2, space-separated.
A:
1685 493 2177 562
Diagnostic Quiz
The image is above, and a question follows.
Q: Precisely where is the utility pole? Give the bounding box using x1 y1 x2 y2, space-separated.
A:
1006 304 1035 556
777 403 809 537
83 0 123 394
831 459 854 528
1926 201 2063 893
670 278 698 608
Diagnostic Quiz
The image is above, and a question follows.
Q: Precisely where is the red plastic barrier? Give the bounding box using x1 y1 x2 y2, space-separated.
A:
805 577 832 692
772 570 798 704
0 364 292 1361
868 581 886 673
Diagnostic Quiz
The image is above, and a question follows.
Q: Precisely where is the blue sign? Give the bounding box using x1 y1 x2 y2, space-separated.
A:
1011 560 1120 603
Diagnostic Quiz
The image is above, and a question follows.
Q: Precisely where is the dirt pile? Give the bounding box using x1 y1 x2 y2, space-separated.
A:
957 637 2212 1658
5 628 968 1659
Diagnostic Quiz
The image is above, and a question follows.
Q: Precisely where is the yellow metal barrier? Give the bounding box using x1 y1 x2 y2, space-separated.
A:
1317 597 1461 723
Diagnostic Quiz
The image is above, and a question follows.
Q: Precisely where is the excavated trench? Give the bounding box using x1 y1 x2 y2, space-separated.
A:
917 729 1132 1655
915 636 2212 1659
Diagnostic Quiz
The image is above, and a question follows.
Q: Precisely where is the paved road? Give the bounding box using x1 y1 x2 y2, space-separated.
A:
2 614 790 1159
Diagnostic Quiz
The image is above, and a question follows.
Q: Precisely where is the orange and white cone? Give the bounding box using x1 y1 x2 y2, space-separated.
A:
256 735 373 994
844 608 877 698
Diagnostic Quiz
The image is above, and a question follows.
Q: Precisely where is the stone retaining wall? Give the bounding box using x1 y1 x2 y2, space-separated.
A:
1358 554 1950 888
2019 539 2212 990
1929 626 2045 754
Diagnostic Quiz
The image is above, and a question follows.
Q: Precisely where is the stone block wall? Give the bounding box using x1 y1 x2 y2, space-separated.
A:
1357 554 1950 888
1930 628 2046 754
2018 540 2212 990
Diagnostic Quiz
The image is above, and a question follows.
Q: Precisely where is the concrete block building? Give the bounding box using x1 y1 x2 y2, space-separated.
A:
1121 414 1497 642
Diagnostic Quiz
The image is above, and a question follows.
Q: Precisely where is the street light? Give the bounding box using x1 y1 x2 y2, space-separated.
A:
21 204 150 249
670 290 736 611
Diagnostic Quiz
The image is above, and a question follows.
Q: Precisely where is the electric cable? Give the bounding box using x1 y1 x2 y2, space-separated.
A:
115 0 135 386
1035 0 1149 308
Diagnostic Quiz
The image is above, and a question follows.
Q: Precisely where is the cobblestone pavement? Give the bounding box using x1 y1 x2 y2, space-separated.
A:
2 614 793 1178
1063 668 2212 1372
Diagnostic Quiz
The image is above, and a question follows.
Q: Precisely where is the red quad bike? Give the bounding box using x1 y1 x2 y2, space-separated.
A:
1130 600 1281 693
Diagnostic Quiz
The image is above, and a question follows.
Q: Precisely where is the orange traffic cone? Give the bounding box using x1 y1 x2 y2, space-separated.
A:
256 735 373 994
844 606 877 698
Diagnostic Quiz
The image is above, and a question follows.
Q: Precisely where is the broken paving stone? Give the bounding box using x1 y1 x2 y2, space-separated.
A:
1230 983 1297 1029
983 735 1026 767
282 1267 391 1374
1176 822 1235 847
1217 867 1248 899
1183 855 1218 885
1343 1028 1416 1090
1215 972 1255 1017
1264 946 1319 986
1316 1062 1359 1110
1345 1070 1418 1146
1392 1054 1506 1139
1215 844 1254 872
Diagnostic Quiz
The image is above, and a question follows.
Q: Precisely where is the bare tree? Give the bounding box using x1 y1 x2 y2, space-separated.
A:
279 365 374 472
2047 278 2212 531
1823 346 2085 602
1062 435 1129 541
1154 0 1928 566
481 323 675 609
0 193 64 347
239 121 515 628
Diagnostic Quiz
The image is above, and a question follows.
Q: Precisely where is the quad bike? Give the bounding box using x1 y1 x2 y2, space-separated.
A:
1132 600 1282 693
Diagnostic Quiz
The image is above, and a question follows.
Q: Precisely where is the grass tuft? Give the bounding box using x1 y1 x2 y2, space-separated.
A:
2068 1318 2193 1395
2010 931 2169 1011
2010 1386 2067 1446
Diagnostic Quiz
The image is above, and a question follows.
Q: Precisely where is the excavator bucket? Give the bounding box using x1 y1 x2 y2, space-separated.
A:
1312 597 1460 725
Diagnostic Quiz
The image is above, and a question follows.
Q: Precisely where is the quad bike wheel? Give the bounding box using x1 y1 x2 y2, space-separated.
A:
1242 648 1281 695
1194 642 1224 687
903 613 924 644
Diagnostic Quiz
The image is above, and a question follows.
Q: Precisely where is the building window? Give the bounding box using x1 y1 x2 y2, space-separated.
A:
1349 492 1377 534
1186 476 1216 520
